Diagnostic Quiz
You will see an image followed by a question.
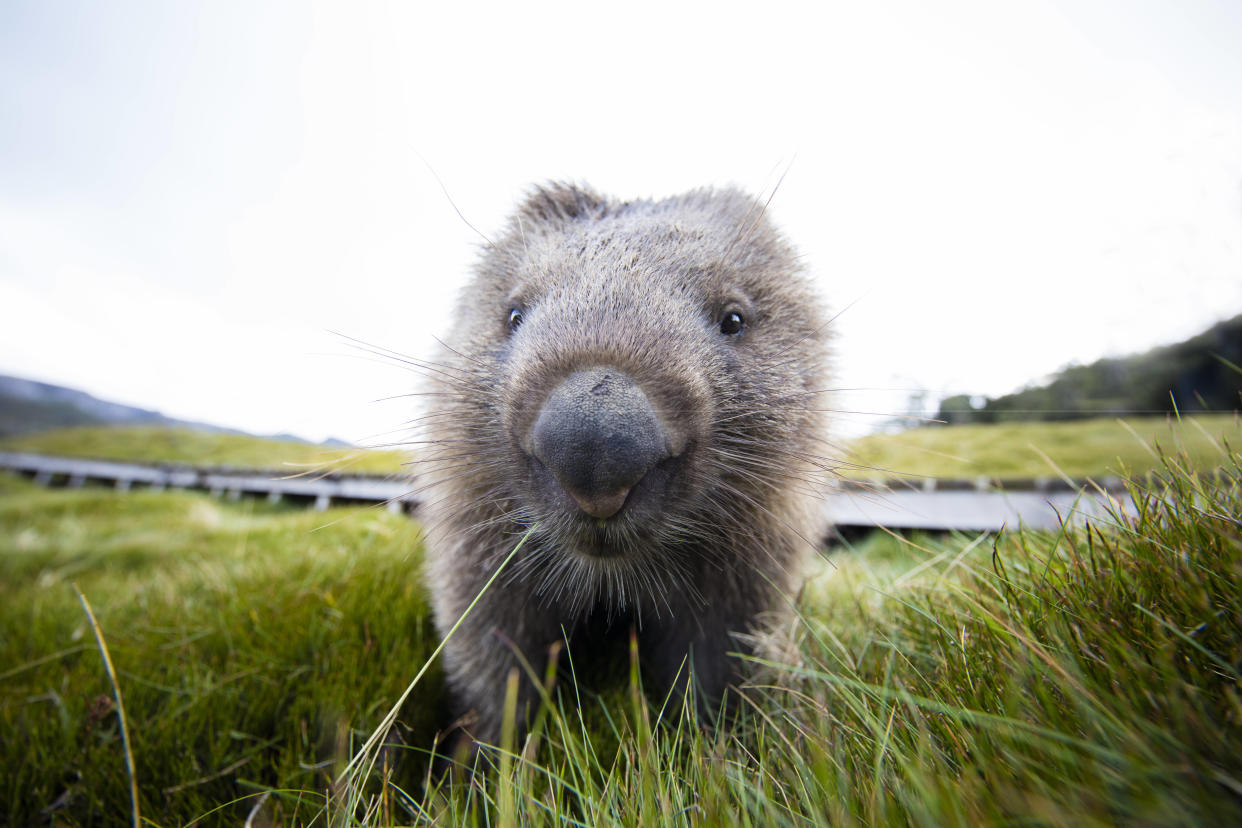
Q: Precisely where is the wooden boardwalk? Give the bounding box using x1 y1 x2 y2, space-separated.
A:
0 451 417 514
826 481 1132 532
0 451 1134 533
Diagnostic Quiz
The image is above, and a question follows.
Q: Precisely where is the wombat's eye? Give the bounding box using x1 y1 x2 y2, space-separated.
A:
719 311 744 336
507 308 524 331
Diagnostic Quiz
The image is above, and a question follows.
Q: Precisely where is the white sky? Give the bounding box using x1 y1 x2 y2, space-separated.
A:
2 0 1240 443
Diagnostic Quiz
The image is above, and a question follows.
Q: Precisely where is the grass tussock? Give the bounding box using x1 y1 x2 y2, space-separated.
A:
354 439 1240 827
0 479 438 824
1 427 1240 825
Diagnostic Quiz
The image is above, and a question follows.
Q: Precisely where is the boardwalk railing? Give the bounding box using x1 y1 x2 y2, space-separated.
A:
1 451 1135 533
0 451 416 514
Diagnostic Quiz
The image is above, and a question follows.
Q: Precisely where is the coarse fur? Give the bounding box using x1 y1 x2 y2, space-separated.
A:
418 182 832 748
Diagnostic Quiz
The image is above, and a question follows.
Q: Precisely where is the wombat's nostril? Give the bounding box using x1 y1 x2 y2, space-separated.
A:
529 369 669 519
565 488 631 520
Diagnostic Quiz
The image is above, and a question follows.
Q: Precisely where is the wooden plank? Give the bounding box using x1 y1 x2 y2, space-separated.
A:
824 488 1134 532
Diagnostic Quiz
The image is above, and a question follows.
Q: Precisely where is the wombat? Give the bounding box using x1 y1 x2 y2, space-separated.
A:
419 182 831 748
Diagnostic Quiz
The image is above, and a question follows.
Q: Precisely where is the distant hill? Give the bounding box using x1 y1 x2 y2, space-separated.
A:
0 373 237 438
0 425 401 473
0 373 351 447
937 314 1242 424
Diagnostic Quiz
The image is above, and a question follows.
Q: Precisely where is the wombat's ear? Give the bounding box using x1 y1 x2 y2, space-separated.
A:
519 183 609 227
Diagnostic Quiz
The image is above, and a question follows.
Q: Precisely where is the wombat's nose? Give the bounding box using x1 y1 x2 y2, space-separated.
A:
529 369 670 519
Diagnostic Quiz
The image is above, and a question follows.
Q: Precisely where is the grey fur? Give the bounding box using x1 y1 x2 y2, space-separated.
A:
418 183 831 746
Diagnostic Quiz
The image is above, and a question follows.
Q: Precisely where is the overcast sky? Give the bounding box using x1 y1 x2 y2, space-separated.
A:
2 0 1240 443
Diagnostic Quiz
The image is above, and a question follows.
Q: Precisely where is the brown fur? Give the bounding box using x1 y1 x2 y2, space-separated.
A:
418 183 831 747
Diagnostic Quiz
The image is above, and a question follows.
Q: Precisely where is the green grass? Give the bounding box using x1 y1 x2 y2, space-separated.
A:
0 425 408 475
4 417 1238 486
2 428 1241 825
0 477 437 824
845 413 1241 480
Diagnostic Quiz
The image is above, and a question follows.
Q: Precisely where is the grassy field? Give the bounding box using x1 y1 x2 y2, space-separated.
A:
844 413 1241 480
0 425 409 475
1 423 1240 824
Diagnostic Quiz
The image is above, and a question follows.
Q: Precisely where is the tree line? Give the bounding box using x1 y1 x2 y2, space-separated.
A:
936 313 1242 424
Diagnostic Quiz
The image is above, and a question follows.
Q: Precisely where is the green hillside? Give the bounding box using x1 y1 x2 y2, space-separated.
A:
845 414 1240 480
0 425 408 476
